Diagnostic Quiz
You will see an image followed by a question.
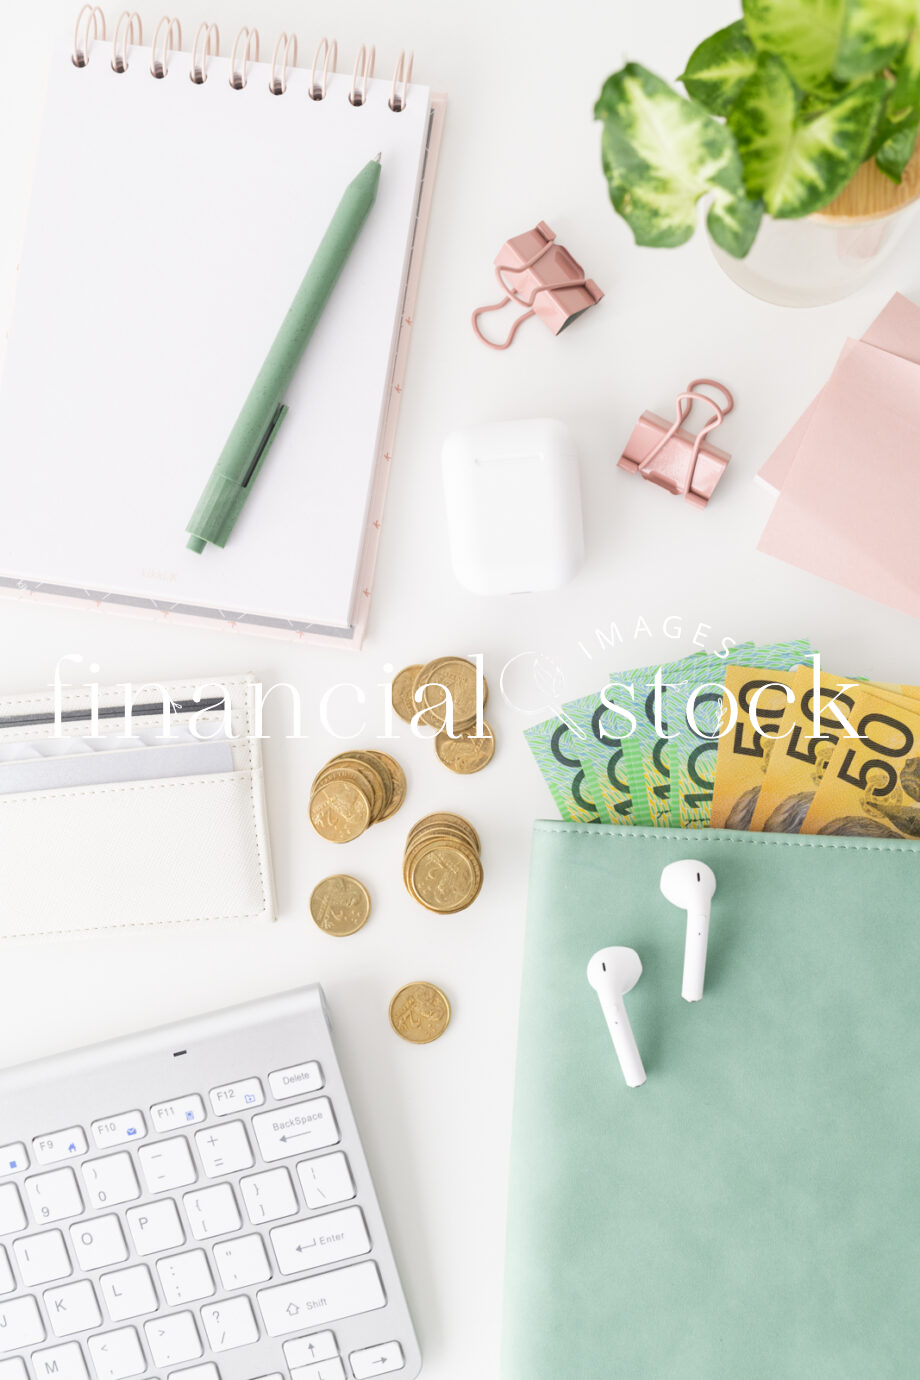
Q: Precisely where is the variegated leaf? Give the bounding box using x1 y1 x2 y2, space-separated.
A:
729 53 886 215
742 0 846 90
680 21 759 116
836 0 916 81
596 63 762 257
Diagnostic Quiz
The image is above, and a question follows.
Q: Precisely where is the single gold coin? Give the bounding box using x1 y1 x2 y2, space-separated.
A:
435 721 495 774
392 665 423 723
309 875 371 936
414 658 489 731
309 778 372 843
389 981 451 1044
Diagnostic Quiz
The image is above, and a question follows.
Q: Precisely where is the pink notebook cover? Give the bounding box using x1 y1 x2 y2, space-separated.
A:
757 340 920 620
757 292 920 492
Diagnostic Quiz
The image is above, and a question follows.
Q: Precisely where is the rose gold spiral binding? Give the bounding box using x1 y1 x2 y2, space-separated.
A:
349 44 375 106
150 16 181 78
269 32 298 94
111 10 142 72
73 5 105 67
229 26 259 89
389 51 413 111
310 37 337 100
190 22 219 83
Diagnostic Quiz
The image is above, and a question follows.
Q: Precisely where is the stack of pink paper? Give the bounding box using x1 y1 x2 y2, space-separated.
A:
757 292 920 620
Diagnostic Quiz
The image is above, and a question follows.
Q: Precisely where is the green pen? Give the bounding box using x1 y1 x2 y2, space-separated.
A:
186 154 382 554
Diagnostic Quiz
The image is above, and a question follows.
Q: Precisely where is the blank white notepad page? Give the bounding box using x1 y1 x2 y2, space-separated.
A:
0 46 430 631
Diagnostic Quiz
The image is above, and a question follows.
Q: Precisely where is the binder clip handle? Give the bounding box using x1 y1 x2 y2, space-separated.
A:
637 379 734 499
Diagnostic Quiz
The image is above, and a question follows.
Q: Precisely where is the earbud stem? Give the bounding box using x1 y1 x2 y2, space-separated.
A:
682 908 711 1003
598 993 646 1088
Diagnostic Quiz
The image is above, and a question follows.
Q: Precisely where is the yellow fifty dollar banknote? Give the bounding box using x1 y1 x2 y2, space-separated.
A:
711 666 799 830
749 667 860 833
801 685 920 838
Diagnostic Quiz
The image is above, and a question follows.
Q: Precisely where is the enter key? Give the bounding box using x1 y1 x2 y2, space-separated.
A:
271 1206 371 1275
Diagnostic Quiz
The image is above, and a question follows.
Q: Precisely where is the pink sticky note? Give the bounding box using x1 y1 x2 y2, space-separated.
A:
757 340 920 619
758 292 920 491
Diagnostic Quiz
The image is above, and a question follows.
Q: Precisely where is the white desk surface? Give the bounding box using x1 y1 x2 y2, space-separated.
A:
2 3 919 1377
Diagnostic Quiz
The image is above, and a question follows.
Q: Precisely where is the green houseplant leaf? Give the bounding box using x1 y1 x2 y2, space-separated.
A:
875 107 920 179
595 63 762 257
890 21 920 115
742 0 845 90
729 53 886 215
680 21 758 115
835 0 916 81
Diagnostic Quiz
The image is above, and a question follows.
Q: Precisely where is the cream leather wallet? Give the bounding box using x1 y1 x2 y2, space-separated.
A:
0 673 275 940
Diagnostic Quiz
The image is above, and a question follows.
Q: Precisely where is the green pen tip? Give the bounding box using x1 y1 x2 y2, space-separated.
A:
186 534 206 554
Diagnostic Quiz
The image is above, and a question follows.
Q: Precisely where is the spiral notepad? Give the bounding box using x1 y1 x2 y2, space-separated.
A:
0 10 444 646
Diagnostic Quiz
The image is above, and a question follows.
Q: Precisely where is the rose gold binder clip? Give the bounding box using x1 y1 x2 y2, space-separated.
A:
471 222 603 351
618 379 734 509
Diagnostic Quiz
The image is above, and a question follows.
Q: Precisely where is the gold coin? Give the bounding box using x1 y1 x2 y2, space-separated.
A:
364 750 406 821
407 842 483 913
414 658 488 732
435 721 495 774
406 812 481 854
309 875 371 936
392 665 423 723
389 981 451 1044
320 756 386 822
309 778 371 842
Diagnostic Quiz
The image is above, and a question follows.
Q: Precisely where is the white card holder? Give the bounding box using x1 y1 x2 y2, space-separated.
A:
0 673 275 940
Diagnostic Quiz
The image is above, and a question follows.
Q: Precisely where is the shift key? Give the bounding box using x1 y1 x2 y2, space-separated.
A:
252 1099 339 1162
258 1260 385 1336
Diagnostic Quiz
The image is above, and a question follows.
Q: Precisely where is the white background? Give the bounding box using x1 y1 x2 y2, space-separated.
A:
1 2 919 1377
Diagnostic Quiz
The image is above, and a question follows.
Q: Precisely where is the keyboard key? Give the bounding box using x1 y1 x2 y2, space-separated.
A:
70 1216 128 1272
297 1154 355 1211
138 1139 196 1194
82 1154 141 1209
150 1096 206 1133
33 1131 87 1167
271 1208 370 1276
168 1366 219 1380
26 1169 83 1223
43 1280 101 1337
0 1359 28 1380
157 1249 215 1306
88 1326 146 1380
209 1080 263 1117
183 1185 240 1241
212 1235 270 1290
0 1295 45 1350
251 1100 339 1163
0 1146 28 1178
91 1113 146 1150
268 1064 324 1101
145 1312 202 1367
126 1200 185 1256
251 1373 282 1380
31 1342 89 1380
14 1229 72 1285
195 1124 253 1178
349 1342 405 1378
200 1297 259 1352
283 1334 338 1366
0 1249 12 1295
257 1261 386 1338
0 1184 26 1235
100 1265 157 1322
240 1169 297 1225
291 1363 345 1380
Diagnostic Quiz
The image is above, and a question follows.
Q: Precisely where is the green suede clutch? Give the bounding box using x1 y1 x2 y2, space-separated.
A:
503 823 920 1379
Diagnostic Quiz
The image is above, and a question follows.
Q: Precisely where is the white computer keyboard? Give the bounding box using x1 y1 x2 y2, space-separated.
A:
0 987 420 1380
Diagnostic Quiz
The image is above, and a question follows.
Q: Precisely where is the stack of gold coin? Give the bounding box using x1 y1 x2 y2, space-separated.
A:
392 657 495 775
403 813 483 913
309 750 406 843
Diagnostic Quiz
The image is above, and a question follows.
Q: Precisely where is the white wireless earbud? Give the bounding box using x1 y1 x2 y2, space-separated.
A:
586 946 646 1088
660 860 717 1003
